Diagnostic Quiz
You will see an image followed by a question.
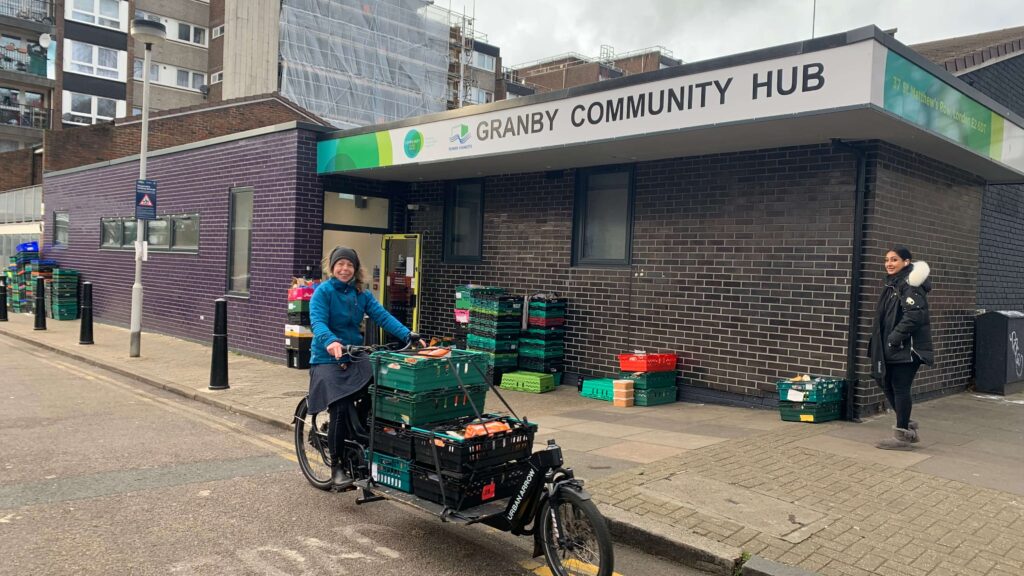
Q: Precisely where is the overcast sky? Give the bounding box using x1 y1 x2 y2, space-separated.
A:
455 0 1024 67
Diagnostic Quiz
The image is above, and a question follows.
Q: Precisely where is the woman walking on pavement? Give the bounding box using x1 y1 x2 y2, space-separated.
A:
869 246 934 450
308 246 421 489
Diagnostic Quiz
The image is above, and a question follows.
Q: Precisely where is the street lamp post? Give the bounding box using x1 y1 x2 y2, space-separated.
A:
129 19 166 358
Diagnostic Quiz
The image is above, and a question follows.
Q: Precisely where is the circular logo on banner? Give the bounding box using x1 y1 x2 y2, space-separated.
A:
404 130 424 158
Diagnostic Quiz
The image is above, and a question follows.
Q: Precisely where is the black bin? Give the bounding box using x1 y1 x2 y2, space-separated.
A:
974 310 1024 395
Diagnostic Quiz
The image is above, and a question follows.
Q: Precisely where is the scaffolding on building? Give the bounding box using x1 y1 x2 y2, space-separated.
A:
278 0 453 129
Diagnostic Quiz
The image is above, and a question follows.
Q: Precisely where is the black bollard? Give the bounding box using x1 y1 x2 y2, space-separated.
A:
0 279 8 321
79 282 94 345
209 298 229 390
33 277 46 330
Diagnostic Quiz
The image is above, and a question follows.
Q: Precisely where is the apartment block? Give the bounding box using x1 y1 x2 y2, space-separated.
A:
0 0 56 151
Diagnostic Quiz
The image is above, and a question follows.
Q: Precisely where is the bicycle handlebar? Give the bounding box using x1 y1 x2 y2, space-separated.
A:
341 332 420 357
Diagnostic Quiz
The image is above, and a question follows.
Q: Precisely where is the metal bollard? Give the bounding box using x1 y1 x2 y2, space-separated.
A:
33 277 46 330
209 298 229 390
79 282 94 345
0 279 8 322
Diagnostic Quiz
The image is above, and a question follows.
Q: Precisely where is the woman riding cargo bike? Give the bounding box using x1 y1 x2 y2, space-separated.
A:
293 246 615 576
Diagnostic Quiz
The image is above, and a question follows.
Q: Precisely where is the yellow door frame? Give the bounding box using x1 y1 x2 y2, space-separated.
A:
380 234 421 338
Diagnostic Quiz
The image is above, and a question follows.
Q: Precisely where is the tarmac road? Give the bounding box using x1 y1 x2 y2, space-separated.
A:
0 337 709 576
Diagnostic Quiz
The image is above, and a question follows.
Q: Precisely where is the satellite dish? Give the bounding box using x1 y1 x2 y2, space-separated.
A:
38 33 51 48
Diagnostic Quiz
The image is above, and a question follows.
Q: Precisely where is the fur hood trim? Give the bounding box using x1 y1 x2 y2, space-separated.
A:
908 261 930 287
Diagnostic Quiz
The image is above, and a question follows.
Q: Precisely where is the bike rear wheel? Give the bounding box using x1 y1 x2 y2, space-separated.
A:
540 487 614 576
294 397 333 490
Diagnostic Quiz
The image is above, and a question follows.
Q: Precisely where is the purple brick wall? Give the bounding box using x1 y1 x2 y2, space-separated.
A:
405 143 984 413
43 128 324 361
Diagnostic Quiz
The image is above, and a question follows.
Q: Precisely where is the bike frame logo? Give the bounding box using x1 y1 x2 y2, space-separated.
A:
450 124 471 145
403 129 424 158
1011 331 1023 378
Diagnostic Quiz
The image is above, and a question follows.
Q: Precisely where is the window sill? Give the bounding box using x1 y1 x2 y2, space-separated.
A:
224 292 250 300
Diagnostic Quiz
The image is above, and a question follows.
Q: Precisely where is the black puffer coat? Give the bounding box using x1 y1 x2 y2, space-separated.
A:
869 261 935 380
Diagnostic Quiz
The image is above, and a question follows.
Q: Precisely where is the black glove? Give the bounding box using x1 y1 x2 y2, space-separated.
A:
407 332 420 343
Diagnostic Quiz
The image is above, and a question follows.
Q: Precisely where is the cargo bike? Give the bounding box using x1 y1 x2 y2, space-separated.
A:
293 339 614 576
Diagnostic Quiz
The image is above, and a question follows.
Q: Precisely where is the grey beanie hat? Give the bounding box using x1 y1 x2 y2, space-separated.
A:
329 246 360 271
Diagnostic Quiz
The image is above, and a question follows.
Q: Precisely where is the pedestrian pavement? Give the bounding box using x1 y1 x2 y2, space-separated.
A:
2 312 1023 576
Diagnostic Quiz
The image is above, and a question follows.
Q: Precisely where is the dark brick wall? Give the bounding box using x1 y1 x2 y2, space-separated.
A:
853 143 982 413
0 148 41 191
42 128 324 361
406 143 985 413
960 56 1024 116
977 184 1024 310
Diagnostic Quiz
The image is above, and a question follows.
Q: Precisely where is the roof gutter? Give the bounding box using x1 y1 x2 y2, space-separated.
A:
832 138 869 422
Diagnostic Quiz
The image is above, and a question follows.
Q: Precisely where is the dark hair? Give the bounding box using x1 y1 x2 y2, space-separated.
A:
890 246 913 261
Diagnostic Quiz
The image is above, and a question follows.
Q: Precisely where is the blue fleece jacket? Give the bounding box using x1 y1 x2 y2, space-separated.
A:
309 277 412 364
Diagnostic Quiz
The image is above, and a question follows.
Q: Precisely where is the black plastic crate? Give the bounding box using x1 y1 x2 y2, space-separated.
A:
287 311 311 325
372 421 415 459
410 461 531 511
518 356 564 373
411 415 536 473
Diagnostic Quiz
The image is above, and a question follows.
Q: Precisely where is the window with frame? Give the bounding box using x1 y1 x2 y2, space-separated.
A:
572 166 634 266
69 40 119 79
176 22 207 46
470 51 496 72
53 211 69 247
132 58 158 81
71 0 121 30
64 92 117 125
227 188 253 295
466 86 493 105
210 71 223 84
212 25 224 39
100 215 198 251
443 180 484 264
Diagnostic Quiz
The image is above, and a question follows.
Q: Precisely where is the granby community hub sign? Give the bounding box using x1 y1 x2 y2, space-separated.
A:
317 35 1024 177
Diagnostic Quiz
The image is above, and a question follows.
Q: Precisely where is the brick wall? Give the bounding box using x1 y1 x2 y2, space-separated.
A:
0 148 41 191
43 95 323 172
851 143 982 413
977 184 1024 309
961 56 1024 116
405 143 984 413
42 128 323 361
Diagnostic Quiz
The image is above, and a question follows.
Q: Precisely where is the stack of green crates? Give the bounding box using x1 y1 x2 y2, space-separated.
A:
11 245 40 313
48 269 80 320
500 370 555 394
467 293 522 384
519 296 567 380
618 370 677 406
455 285 506 313
368 348 491 493
776 377 845 423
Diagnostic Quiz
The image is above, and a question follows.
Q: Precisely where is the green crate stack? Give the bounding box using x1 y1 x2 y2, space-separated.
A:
49 269 80 321
467 293 521 382
11 247 40 312
776 377 845 423
500 371 556 394
466 332 518 352
454 285 505 312
519 296 568 380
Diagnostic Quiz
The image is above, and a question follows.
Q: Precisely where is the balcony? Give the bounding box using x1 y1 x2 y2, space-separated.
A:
0 41 49 83
0 102 49 129
0 0 54 27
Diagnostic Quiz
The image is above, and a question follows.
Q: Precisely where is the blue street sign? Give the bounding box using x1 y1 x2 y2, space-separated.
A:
135 179 157 220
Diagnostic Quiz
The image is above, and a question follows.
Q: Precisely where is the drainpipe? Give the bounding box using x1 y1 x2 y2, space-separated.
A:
832 139 867 422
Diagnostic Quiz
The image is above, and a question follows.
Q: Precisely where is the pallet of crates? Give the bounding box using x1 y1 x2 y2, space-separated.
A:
368 348 491 494
617 352 679 406
776 375 845 423
285 280 316 369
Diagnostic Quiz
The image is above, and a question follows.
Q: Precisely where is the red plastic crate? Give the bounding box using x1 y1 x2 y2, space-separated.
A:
287 286 315 301
618 353 677 372
528 316 565 327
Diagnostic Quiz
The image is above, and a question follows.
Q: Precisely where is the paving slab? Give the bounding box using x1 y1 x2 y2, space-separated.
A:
791 435 932 468
622 430 729 450
589 440 687 464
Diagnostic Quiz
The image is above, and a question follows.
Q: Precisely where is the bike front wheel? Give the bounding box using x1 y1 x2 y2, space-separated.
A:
294 397 333 490
540 486 614 576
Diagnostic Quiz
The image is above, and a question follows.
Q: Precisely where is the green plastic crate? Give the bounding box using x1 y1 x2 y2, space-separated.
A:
619 371 676 389
370 452 413 492
471 297 523 316
455 285 506 310
474 350 520 368
374 384 489 426
528 309 565 319
467 333 519 352
635 387 676 406
518 345 564 359
500 371 555 394
287 299 310 313
580 378 614 401
522 327 565 340
371 349 488 392
467 324 521 338
778 401 841 423
776 377 845 403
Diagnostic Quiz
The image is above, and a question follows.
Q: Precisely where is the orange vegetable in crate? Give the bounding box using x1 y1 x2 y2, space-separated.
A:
463 420 511 438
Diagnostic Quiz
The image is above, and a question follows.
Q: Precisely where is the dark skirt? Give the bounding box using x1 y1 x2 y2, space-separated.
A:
307 359 373 414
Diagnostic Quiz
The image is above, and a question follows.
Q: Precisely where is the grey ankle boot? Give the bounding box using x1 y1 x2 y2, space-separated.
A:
876 427 917 451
